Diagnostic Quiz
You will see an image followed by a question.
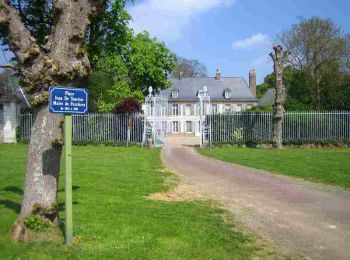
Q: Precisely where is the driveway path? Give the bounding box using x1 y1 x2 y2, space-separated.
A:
162 136 350 259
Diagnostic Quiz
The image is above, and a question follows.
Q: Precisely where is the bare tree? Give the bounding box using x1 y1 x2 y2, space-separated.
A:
171 56 208 78
0 0 104 240
270 45 289 149
0 69 19 102
278 17 349 110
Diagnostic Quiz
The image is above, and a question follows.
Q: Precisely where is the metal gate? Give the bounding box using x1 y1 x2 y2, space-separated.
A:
142 87 168 147
197 86 212 148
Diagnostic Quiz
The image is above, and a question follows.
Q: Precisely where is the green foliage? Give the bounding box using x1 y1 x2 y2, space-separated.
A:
278 16 350 110
89 31 176 112
247 105 272 112
260 67 315 111
255 83 270 98
88 0 133 69
23 215 49 232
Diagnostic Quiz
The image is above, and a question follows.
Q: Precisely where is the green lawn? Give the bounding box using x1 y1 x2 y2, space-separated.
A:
198 147 350 189
0 144 282 259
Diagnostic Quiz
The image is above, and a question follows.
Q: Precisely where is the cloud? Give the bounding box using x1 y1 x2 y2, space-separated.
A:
232 33 271 50
128 0 235 42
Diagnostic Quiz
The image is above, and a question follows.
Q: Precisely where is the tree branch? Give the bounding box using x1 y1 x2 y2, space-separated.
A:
0 63 18 70
0 0 40 66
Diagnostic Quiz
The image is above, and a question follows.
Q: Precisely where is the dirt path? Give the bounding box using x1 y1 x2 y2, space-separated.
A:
161 136 350 259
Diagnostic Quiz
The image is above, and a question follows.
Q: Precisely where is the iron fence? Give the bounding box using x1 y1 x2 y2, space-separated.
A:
18 113 144 145
18 111 350 145
207 111 350 144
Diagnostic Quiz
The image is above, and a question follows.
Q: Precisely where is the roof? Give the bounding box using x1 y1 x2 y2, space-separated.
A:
258 88 275 106
158 77 258 102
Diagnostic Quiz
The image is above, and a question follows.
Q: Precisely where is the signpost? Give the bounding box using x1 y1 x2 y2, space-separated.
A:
49 86 88 245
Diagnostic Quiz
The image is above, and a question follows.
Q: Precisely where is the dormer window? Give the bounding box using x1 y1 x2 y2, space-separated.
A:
172 90 179 99
224 89 231 99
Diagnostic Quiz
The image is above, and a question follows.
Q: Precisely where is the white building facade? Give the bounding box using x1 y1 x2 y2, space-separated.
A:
159 70 258 136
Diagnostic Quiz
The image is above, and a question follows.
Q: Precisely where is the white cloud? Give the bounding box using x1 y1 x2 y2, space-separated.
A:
128 0 235 42
232 33 271 50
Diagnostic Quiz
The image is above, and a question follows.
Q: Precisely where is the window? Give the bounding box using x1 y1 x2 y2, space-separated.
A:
242 104 247 111
224 90 231 99
224 104 231 113
212 104 218 114
172 121 179 133
237 104 242 112
172 90 179 99
186 121 192 133
172 104 179 116
185 104 193 116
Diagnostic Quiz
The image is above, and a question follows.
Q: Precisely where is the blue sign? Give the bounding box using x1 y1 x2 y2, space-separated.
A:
49 86 88 114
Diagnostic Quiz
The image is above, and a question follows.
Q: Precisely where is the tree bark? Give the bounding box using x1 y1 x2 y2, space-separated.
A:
1 0 104 241
270 45 289 149
11 105 63 240
21 106 62 217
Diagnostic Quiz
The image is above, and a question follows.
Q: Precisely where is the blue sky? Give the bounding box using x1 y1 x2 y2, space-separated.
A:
128 0 350 83
1 0 349 84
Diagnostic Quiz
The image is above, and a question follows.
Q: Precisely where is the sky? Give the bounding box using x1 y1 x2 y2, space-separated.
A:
127 0 350 83
1 0 349 84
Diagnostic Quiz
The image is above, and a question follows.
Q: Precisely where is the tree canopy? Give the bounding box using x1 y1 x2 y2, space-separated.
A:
171 56 208 78
278 16 350 110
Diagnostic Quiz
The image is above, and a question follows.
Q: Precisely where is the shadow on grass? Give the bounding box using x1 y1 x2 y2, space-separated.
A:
58 186 81 193
3 186 23 195
0 199 21 213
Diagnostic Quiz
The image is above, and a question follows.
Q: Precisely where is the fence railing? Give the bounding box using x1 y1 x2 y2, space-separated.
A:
18 113 144 145
207 111 350 144
19 111 350 145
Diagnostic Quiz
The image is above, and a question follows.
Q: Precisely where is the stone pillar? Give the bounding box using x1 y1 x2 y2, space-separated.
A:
249 69 256 96
3 102 18 143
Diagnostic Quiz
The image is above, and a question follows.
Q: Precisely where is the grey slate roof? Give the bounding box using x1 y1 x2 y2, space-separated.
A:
158 77 257 102
258 88 275 106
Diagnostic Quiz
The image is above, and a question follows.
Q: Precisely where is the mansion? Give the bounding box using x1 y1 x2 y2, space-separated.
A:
158 69 258 135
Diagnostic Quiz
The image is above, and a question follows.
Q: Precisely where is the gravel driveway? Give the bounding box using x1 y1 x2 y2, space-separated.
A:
162 136 350 259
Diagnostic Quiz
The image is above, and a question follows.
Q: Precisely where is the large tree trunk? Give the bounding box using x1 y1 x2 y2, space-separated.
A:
11 105 63 240
1 0 104 242
270 45 289 149
21 106 62 217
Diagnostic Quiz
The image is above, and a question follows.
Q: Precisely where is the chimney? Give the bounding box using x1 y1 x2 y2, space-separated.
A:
249 69 256 96
215 69 221 80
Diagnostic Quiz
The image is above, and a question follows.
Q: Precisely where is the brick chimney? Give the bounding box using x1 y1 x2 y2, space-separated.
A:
249 69 256 96
215 69 221 80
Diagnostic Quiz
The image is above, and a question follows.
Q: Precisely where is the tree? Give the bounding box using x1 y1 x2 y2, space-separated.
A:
278 17 349 110
171 56 208 78
270 45 289 149
113 96 141 114
89 31 176 112
112 97 142 146
0 0 104 240
0 69 19 103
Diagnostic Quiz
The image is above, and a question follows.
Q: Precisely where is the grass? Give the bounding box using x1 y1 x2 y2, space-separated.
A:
198 147 350 189
0 144 282 259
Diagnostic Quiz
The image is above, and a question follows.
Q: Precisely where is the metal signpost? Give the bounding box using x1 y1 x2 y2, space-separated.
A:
49 86 88 245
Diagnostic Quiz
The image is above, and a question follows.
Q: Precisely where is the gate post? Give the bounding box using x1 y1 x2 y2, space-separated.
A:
198 86 211 148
